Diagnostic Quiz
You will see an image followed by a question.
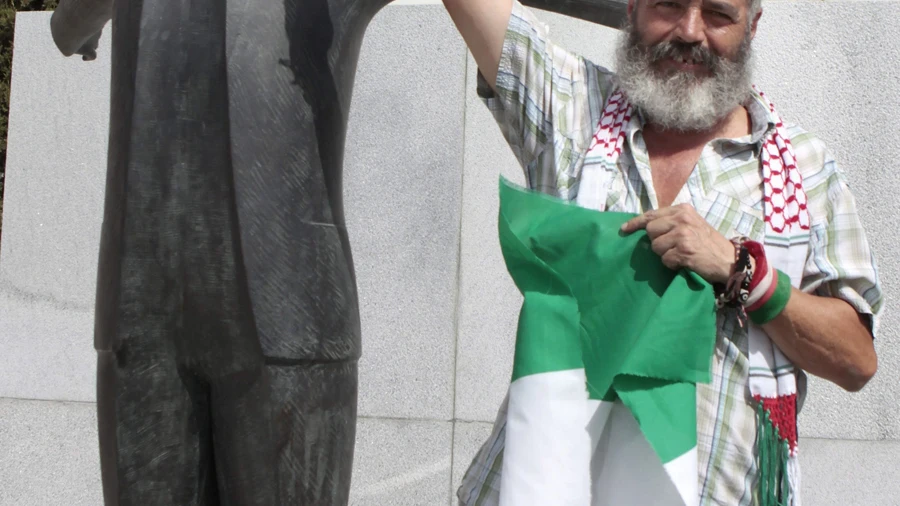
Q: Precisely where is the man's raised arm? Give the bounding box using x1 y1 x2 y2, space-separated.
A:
442 0 514 90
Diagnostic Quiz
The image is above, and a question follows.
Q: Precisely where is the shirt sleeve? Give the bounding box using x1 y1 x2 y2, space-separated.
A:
476 0 613 197
797 138 884 337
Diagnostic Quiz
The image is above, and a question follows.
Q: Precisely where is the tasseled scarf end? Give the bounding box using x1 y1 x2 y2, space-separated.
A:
754 394 799 506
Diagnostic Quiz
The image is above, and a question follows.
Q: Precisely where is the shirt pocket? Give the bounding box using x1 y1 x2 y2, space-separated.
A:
701 188 765 242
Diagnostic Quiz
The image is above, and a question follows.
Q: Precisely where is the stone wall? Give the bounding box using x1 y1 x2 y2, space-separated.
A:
1 3 898 504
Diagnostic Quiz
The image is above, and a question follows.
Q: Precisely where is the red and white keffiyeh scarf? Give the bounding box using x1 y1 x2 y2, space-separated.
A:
589 85 809 506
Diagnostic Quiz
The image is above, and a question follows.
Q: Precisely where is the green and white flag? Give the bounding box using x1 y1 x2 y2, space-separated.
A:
496 177 717 506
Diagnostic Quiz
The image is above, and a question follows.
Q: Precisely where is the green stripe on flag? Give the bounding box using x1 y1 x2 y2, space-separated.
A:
616 378 697 464
511 291 582 381
497 175 717 470
497 191 584 382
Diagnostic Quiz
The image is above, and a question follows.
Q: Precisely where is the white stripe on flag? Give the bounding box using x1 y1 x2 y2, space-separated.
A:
590 402 698 506
500 369 598 506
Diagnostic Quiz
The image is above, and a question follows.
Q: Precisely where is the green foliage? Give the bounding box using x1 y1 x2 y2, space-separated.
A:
0 0 58 242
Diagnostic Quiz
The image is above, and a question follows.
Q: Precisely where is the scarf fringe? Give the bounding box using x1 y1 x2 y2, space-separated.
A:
788 452 802 506
755 401 798 506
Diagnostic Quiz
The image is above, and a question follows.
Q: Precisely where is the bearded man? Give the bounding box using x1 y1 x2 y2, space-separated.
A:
443 0 883 504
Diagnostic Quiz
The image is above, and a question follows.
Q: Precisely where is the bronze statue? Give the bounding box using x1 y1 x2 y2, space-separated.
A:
49 0 625 503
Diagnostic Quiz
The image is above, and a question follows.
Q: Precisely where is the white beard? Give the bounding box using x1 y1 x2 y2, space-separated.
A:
614 24 755 132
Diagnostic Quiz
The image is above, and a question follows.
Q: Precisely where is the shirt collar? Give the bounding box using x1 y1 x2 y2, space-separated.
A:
743 91 777 146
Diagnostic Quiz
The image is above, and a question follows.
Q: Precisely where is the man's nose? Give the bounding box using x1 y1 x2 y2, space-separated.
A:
673 7 705 44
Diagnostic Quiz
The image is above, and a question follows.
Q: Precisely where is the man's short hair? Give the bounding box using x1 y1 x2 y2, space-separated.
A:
749 0 763 19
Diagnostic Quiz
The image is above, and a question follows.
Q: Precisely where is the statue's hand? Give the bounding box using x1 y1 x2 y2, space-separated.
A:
49 0 112 60
74 30 102 61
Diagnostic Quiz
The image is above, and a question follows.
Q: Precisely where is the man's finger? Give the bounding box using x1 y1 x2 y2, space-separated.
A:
661 249 683 271
650 230 679 256
621 211 655 232
645 217 676 240
621 206 684 233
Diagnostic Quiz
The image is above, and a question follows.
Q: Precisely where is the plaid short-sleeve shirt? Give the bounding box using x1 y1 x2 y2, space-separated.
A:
456 2 884 505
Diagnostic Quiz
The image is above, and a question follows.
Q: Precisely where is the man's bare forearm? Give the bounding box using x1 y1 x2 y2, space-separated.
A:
442 0 627 90
762 288 877 392
442 0 513 89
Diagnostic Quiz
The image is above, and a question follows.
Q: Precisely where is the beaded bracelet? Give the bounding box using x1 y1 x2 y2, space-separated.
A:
715 237 754 309
734 238 792 324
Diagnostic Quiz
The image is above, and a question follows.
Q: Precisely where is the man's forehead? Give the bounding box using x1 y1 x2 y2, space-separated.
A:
704 0 743 14
647 0 746 12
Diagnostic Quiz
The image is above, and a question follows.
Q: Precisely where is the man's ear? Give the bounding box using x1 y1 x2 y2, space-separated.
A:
750 7 763 39
628 0 637 17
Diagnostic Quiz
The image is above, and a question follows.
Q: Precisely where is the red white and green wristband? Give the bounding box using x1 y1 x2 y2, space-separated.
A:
740 239 792 325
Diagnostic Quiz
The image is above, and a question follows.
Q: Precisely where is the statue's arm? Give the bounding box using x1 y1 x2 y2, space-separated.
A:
519 0 626 29
50 0 113 61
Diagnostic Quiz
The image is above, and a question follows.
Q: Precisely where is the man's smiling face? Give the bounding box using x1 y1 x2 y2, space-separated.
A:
614 0 763 132
637 0 754 72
